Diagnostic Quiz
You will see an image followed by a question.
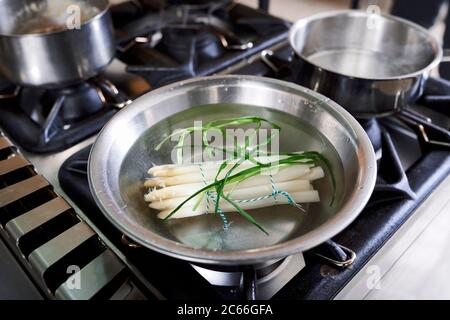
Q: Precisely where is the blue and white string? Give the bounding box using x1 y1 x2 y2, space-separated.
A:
198 165 304 230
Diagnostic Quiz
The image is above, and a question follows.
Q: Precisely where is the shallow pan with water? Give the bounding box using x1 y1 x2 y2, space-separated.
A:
88 75 377 266
288 10 446 117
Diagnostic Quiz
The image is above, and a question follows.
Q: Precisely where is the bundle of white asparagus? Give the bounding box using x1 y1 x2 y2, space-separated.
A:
144 156 325 220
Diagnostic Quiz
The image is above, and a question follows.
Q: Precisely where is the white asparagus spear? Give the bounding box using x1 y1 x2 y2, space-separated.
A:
144 166 324 201
148 180 313 210
148 154 293 177
156 190 320 219
299 166 324 181
144 164 311 188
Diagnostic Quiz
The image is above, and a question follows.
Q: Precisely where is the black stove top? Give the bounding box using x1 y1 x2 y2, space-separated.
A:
0 1 449 300
0 78 129 153
57 42 450 300
115 1 290 87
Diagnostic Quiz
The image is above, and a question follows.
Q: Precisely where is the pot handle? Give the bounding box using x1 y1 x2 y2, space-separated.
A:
260 50 292 77
96 78 133 109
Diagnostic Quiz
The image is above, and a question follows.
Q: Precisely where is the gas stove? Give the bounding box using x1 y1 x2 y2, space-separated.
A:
0 0 289 154
0 1 450 300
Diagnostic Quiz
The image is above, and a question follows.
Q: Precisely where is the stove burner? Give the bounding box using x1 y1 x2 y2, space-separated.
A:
126 41 197 87
144 0 232 11
113 2 288 88
354 118 417 203
160 27 224 63
190 254 305 300
397 110 450 151
370 129 417 204
419 77 450 117
115 0 234 44
0 78 131 153
20 83 105 124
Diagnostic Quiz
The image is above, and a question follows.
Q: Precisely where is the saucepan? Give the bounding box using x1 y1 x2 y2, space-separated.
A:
0 0 115 88
265 10 446 118
88 75 377 267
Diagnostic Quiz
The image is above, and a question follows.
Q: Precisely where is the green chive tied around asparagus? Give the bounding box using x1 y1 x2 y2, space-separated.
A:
149 116 336 234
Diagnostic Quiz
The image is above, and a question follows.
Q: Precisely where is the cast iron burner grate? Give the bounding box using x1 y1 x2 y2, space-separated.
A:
0 78 131 153
113 1 291 88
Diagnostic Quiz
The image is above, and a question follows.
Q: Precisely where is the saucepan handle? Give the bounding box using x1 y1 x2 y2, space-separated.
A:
260 50 292 77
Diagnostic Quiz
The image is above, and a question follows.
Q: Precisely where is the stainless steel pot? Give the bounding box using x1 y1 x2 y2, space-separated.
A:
289 10 443 118
88 75 377 266
0 0 115 87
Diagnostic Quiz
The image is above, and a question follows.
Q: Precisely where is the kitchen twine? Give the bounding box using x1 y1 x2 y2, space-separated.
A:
199 164 304 231
199 164 229 229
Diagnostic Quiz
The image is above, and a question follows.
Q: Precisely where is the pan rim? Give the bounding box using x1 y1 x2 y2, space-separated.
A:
88 75 377 266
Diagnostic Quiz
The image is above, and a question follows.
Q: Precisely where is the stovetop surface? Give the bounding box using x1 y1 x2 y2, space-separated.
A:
57 43 450 300
57 143 450 300
1 2 450 300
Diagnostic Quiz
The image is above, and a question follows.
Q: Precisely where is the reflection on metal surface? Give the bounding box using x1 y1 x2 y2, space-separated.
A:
0 132 151 300
217 33 253 51
55 250 125 300
192 253 305 300
314 244 356 268
121 234 141 248
0 175 49 207
0 155 29 176
0 136 13 150
0 86 20 100
28 222 95 278
5 198 70 243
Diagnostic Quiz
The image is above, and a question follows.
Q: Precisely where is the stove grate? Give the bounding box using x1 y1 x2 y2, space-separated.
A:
0 133 145 299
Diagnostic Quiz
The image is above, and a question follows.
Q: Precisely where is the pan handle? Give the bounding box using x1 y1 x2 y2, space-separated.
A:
96 78 133 109
121 234 142 248
312 240 356 268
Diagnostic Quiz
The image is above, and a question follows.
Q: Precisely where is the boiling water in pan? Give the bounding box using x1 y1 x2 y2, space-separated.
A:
120 104 345 252
12 0 101 34
308 48 418 78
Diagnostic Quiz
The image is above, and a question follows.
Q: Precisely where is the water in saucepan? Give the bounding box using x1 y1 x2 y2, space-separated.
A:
121 104 345 252
307 48 420 78
11 0 101 34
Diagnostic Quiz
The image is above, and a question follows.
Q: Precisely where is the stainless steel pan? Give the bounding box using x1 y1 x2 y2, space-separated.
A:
88 75 376 266
0 0 115 87
288 10 444 118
